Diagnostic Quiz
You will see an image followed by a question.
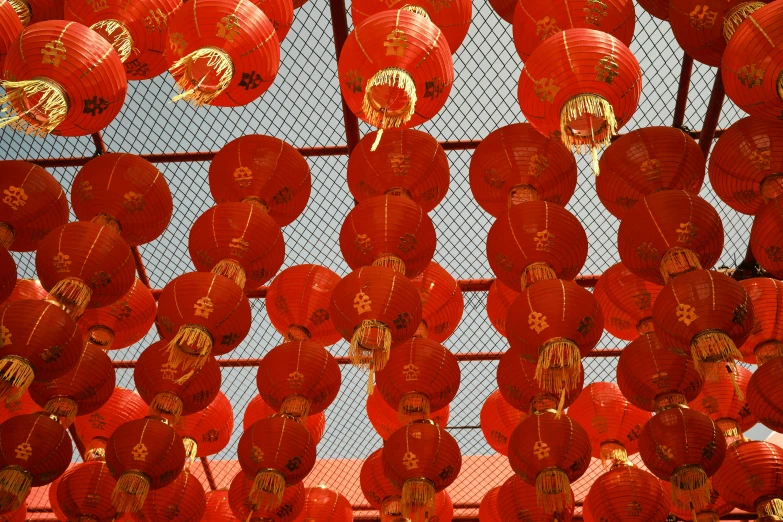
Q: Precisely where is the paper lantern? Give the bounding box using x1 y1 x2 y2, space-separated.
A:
689 365 755 441
431 490 453 522
488 0 514 22
518 28 642 171
243 395 326 445
486 279 519 338
208 135 311 227
105 417 187 512
204 490 238 522
156 271 252 370
9 0 64 25
293 486 353 522
228 472 304 522
586 464 669 522
175 391 234 460
617 190 724 285
739 278 783 364
0 161 68 252
480 389 528 456
56 461 117 522
597 127 705 220
166 0 280 107
713 440 783 519
74 387 148 459
752 197 783 278
409 262 463 342
666 484 732 521
245 0 292 41
636 0 668 19
3 279 48 304
347 129 449 213
138 470 206 522
747 355 783 432
0 250 14 306
470 123 578 217
0 20 127 136
594 262 663 341
360 448 403 521
0 0 23 75
478 486 501 522
367 384 449 440
497 475 574 521
486 202 588 292
0 391 37 426
256 341 341 419
189 202 285 290
0 503 25 522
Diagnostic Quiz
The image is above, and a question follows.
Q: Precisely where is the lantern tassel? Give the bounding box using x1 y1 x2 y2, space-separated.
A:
722 2 764 41
372 254 406 275
535 338 582 394
350 320 392 373
363 67 417 130
690 330 742 382
0 78 68 136
535 468 573 513
92 213 122 235
170 47 234 107
398 391 430 424
670 465 711 512
758 498 783 519
280 394 311 420
660 247 701 283
0 357 34 403
148 391 184 424
559 94 616 154
401 477 436 522
250 470 286 510
167 325 214 371
368 367 375 396
212 259 247 289
755 340 783 366
182 437 198 466
371 129 384 152
90 19 135 62
48 277 92 318
112 471 151 513
7 0 29 26
0 467 31 512
599 442 628 469
522 262 557 290
44 397 79 427
382 497 403 522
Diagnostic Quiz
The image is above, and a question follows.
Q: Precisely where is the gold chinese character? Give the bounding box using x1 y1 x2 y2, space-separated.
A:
194 297 214 318
384 29 408 56
229 237 249 257
169 32 187 57
354 291 372 314
217 14 241 41
388 152 411 176
2 186 27 211
14 443 32 460
528 312 549 333
143 8 168 31
534 229 554 251
131 442 148 461
595 56 619 84
535 16 560 40
403 363 419 381
584 0 608 25
287 370 304 388
233 166 253 187
0 326 11 348
53 252 71 273
689 5 717 30
533 440 550 459
41 40 67 67
122 192 145 213
676 303 698 325
737 64 764 88
402 451 418 469
533 78 559 102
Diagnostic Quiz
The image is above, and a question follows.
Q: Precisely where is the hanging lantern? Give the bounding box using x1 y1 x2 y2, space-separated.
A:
486 202 588 291
747 355 783 432
469 123 578 217
166 0 280 107
0 250 14 306
156 271 252 370
567 382 652 467
138 470 207 522
431 490 453 522
367 383 449 440
752 197 783 278
376 337 459 423
408 262 463 342
204 490 238 522
49 474 68 522
617 190 724 285
586 464 670 522
74 387 148 460
738 278 783 364
228 472 304 522
0 299 82 402
208 135 311 227
479 389 528 456
329 266 422 377
56 461 117 522
361 448 403 522
0 503 24 522
0 0 23 74
638 407 726 512
666 484 732 522
0 391 37 425
486 279 519 338
507 411 591 512
105 416 187 512
594 262 662 341
383 420 462 522
478 486 501 522
518 28 642 172
0 161 68 251
3 279 49 304
293 486 353 522
597 127 705 220
0 20 127 136
689 365 755 442
713 440 783 519
496 475 574 522
175 391 234 461
347 129 449 213
243 395 326 445
8 0 64 25
337 8 453 149
256 341 341 420
189 202 285 290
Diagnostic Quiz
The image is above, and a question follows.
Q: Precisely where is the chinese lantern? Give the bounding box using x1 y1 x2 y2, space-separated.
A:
175 391 234 461
3 279 49 304
0 412 72 511
138 469 207 522
689 365 755 442
478 486 501 522
56 461 117 522
479 389 528 456
518 28 642 172
594 262 662 341
0 161 68 251
293 486 353 522
567 382 651 467
0 250 14 306
383 420 462 522
329 266 422 377
49 475 68 522
243 395 326 445
156 271 252 370
0 391 37 425
488 0 514 22
256 341 341 420
739 278 783 364
204 490 238 522
496 474 574 521
166 0 280 107
486 279 519 338
237 415 316 509
376 337 459 423
361 448 403 522
469 123 577 217
597 127 705 220
8 0 63 25
486 202 588 291
208 135 311 227
105 416 187 512
408 262 463 342
367 384 449 440
752 197 783 278
0 299 82 402
265 264 341 344
71 153 173 245
0 20 127 136
747 355 783 432
74 387 148 459
134 340 222 424
585 464 669 522
228 472 304 522
337 8 453 149
636 0 668 19
638 407 726 512
189 202 285 290
617 190 724 285
347 129 449 213
0 0 22 75
431 490 452 522
666 484 732 521
713 440 783 519
36 221 136 317
708 116 783 215
0 503 24 522
506 279 603 395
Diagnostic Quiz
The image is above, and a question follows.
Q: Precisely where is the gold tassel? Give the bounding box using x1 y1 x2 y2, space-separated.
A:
382 496 403 522
112 470 151 513
167 324 214 370
49 277 92 318
44 397 79 427
280 394 311 420
367 366 375 396
0 78 69 137
401 478 435 522
535 338 582 394
778 71 783 103
286 325 311 342
250 470 286 510
716 418 741 443
400 4 430 18
372 254 406 275
85 446 106 462
670 465 711 512
0 467 31 512
149 391 184 424
723 2 763 41
755 340 783 366
371 129 384 152
522 262 557 290
559 94 616 154
636 317 655 336
653 392 688 413
90 20 134 62
398 392 430 424
0 224 14 250
0 357 34 403
534 468 573 513
7 0 29 26
92 213 122 234
88 325 116 350
212 259 247 289
757 498 783 519
599 442 628 469
660 247 702 283
362 67 417 130
690 330 742 382
350 320 392 372
170 47 234 107
183 437 198 466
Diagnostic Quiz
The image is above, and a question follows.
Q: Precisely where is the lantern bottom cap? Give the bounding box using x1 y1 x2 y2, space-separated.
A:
170 47 235 107
7 0 30 26
535 338 582 395
670 464 711 512
0 356 34 403
212 258 247 289
167 324 214 371
250 469 286 510
401 477 436 522
534 467 573 513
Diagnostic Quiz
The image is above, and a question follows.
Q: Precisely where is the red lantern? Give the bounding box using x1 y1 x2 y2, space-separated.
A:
497 349 584 413
256 341 341 419
518 28 642 172
329 266 422 375
139 470 207 522
0 0 23 75
496 474 574 522
594 262 662 341
74 387 148 458
486 279 519 338
208 135 311 227
431 490 452 522
361 448 403 521
0 250 14 306
0 299 82 402
666 484 732 521
175 391 234 460
0 503 24 522
752 197 783 278
747 355 783 432
228 472 304 522
204 490 239 522
478 486 501 522
636 0 668 19
189 202 285 290
617 190 724 285
689 365 755 442
469 123 578 217
713 440 783 519
376 337 459 423
409 262 464 342
486 202 588 292
293 486 353 522
347 129 449 213
597 127 705 220
367 384 449 440
337 9 453 144
56 461 117 522
488 0 514 22
586 464 669 522
480 389 528 456
740 278 783 364
0 161 68 252
9 0 64 25
3 279 49 304
0 20 127 136
0 412 72 511
165 0 280 107
383 420 462 522
237 415 316 509
0 391 37 425
105 417 187 512
156 271 252 370
36 221 136 317
243 395 326 445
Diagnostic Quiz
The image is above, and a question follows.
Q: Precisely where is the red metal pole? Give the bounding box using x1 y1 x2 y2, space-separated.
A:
699 72 726 158
328 0 362 153
91 131 108 155
673 53 694 129
200 456 218 491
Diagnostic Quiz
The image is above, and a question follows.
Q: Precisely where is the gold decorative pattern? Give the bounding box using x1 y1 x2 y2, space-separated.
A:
194 297 214 318
14 443 31 460
2 187 27 211
41 40 67 67
528 311 549 333
353 291 372 313
533 440 550 459
52 252 71 273
533 78 560 102
737 64 764 88
676 303 698 325
403 362 419 381
131 442 147 461
217 14 241 41
689 5 717 30
384 28 408 56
